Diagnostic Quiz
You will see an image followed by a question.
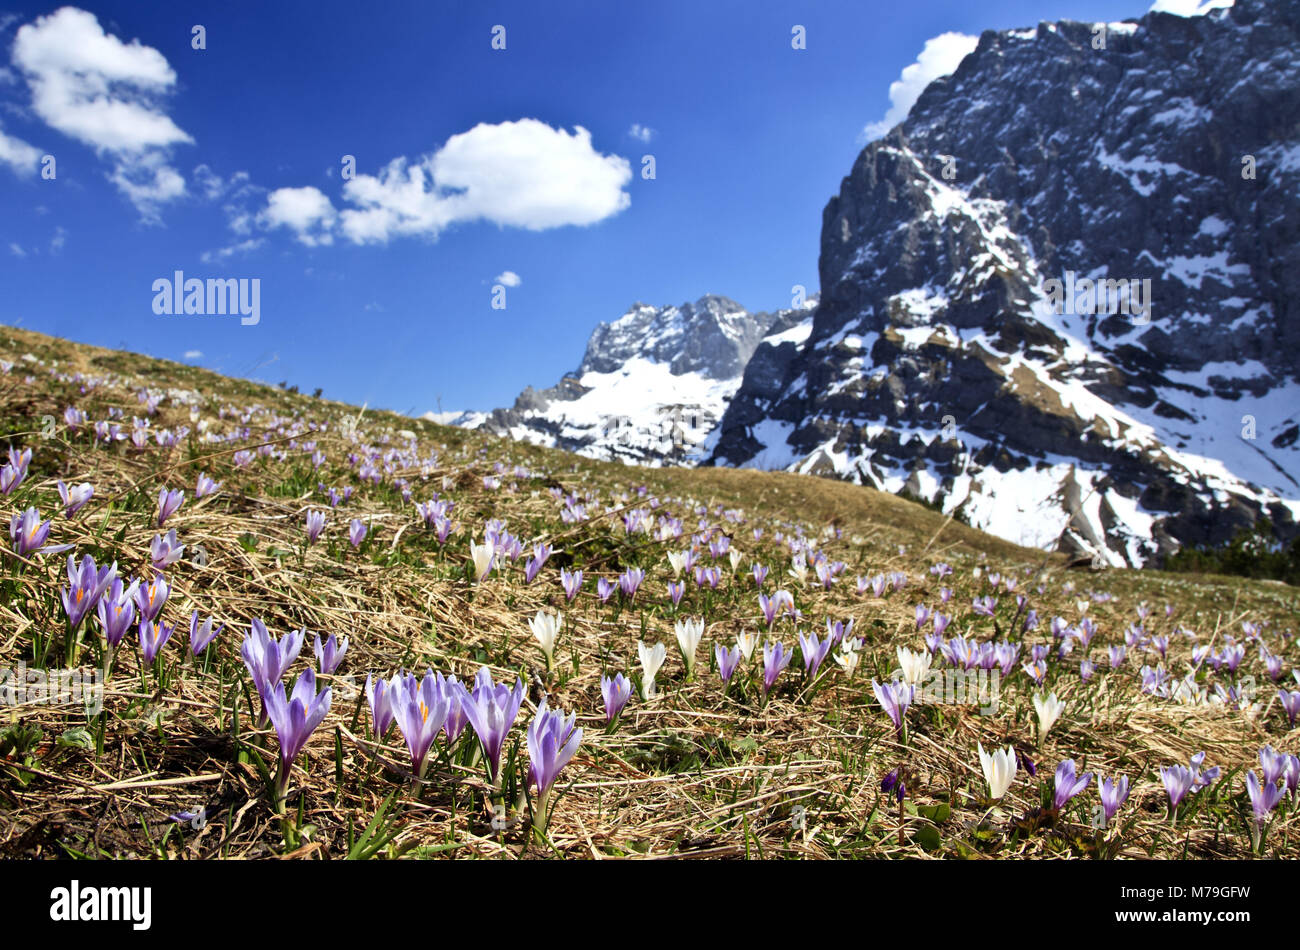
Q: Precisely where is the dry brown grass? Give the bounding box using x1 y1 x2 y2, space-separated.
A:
0 324 1296 860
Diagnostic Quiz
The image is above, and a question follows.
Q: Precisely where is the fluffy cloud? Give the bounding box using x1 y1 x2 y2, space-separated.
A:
0 121 41 175
1148 0 1234 14
863 32 978 141
337 119 631 244
627 123 655 143
494 270 521 287
11 7 192 218
259 186 337 246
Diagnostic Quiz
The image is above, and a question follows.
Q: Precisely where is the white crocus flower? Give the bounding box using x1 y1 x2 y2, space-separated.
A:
667 551 686 577
469 538 494 582
787 556 809 587
978 742 1018 800
1076 600 1090 616
728 548 743 572
674 618 705 678
735 631 758 662
834 646 860 679
896 646 932 686
528 610 562 671
1033 691 1065 742
637 640 667 699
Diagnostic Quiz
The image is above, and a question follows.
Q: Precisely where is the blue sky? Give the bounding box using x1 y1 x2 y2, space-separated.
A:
0 0 1175 416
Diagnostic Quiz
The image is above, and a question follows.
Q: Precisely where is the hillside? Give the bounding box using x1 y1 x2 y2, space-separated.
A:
0 324 1296 860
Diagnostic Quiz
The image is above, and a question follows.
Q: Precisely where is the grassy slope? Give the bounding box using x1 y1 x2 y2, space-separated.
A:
0 324 1296 860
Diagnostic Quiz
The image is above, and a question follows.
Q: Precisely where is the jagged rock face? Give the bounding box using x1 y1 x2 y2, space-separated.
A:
707 0 1300 566
471 295 792 465
578 296 774 378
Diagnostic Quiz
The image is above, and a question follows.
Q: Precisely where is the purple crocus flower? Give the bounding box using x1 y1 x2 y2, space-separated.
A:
1278 690 1300 727
240 619 305 701
9 507 59 557
1190 751 1220 791
667 580 684 606
560 568 583 601
752 564 768 587
1108 645 1127 668
618 567 645 600
133 574 171 623
825 618 853 645
972 596 997 617
60 554 117 630
524 543 551 583
459 667 526 784
1161 764 1196 813
189 611 224 655
96 577 140 650
305 509 327 545
365 673 397 739
1098 775 1130 825
264 667 332 803
195 472 222 498
1245 770 1284 828
1079 659 1096 682
349 519 366 548
137 616 176 664
57 480 94 517
527 700 582 833
596 577 616 604
1052 759 1093 810
0 446 32 495
797 631 832 680
157 487 184 527
716 643 743 687
313 633 348 674
881 768 905 802
1259 746 1289 786
151 529 185 569
872 678 914 734
993 640 1021 676
761 641 792 696
932 612 951 638
601 672 632 725
439 673 469 744
915 604 932 629
391 669 451 778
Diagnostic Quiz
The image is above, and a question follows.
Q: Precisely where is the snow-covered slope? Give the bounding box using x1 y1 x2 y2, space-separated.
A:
459 296 811 465
706 0 1300 565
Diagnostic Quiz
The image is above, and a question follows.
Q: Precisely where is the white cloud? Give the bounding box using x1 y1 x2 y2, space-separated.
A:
863 32 978 141
183 349 202 360
494 270 521 287
50 226 65 253
11 7 192 218
8 243 26 257
259 186 337 246
337 119 631 244
1148 0 1233 14
628 123 655 143
200 237 264 264
0 121 40 175
192 163 226 201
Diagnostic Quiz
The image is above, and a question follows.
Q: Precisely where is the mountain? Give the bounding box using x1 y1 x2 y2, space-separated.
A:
463 295 812 464
704 0 1300 566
